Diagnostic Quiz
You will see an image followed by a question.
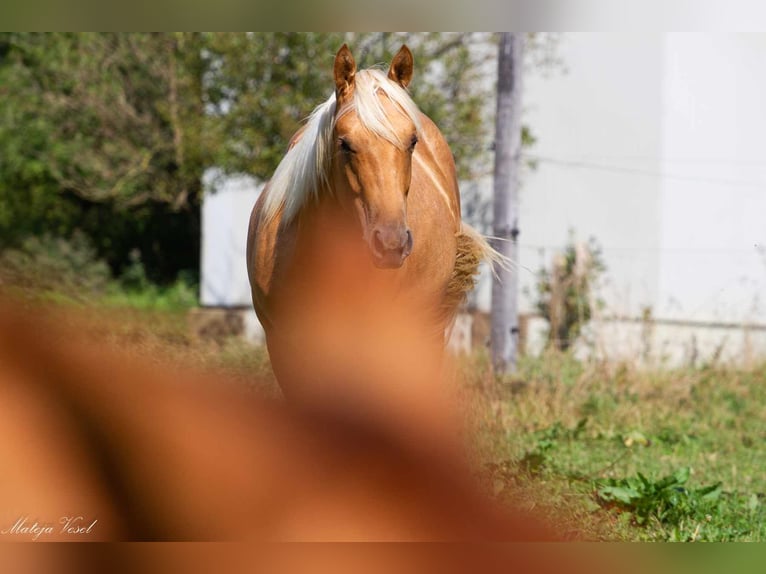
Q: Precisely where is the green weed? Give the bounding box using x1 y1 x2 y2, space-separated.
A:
595 468 721 533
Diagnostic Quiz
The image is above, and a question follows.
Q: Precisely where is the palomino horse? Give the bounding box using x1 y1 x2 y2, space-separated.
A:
247 44 494 398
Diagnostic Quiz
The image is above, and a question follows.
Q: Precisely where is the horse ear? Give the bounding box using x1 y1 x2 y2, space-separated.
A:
334 44 356 102
388 45 414 88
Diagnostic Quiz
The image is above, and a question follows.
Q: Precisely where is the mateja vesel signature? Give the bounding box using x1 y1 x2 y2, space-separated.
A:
1 516 97 540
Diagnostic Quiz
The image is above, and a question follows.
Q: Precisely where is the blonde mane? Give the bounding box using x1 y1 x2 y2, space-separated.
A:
260 68 423 225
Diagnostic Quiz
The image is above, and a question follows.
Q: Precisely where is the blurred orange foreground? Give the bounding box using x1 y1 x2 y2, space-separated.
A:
0 244 574 574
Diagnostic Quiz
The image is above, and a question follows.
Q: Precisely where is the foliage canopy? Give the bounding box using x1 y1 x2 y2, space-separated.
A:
0 33 542 285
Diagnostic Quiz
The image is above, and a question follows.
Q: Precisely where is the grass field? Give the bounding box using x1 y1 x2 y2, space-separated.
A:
462 350 766 541
12 295 766 542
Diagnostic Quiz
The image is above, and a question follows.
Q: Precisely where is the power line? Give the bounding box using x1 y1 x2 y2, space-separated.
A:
530 153 766 168
524 153 766 190
517 244 766 254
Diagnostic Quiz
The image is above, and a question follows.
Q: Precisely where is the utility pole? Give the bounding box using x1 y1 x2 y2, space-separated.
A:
491 33 524 375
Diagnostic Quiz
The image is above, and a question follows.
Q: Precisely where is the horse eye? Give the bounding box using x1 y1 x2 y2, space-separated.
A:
339 138 354 154
409 135 418 151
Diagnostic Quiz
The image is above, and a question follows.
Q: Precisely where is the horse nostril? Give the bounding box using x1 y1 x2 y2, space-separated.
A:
372 229 386 257
371 226 412 265
403 229 413 256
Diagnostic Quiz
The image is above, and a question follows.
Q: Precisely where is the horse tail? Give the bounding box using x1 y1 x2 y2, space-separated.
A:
442 223 508 329
457 222 510 274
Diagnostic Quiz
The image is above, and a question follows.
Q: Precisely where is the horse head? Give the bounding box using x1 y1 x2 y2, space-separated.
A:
330 44 419 269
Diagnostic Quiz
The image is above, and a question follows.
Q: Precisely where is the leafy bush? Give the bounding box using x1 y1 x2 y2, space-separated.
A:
104 267 198 311
531 234 605 351
0 233 198 310
118 249 151 292
0 231 111 297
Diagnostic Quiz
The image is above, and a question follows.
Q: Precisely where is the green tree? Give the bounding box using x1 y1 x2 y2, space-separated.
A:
0 33 206 281
0 33 552 286
1 33 205 209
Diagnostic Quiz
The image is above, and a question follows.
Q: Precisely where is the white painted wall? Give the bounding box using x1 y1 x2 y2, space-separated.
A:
200 169 262 307
476 33 766 329
657 34 766 325
466 33 766 364
515 33 666 318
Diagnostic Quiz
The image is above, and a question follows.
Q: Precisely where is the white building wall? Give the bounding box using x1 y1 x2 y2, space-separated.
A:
657 34 766 325
518 33 666 319
469 33 766 364
200 169 263 308
506 32 766 327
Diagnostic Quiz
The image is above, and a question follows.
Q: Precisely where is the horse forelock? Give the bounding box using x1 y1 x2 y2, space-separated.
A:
340 69 423 149
260 68 422 226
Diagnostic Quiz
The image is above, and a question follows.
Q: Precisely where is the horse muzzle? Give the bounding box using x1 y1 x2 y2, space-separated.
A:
370 225 413 268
